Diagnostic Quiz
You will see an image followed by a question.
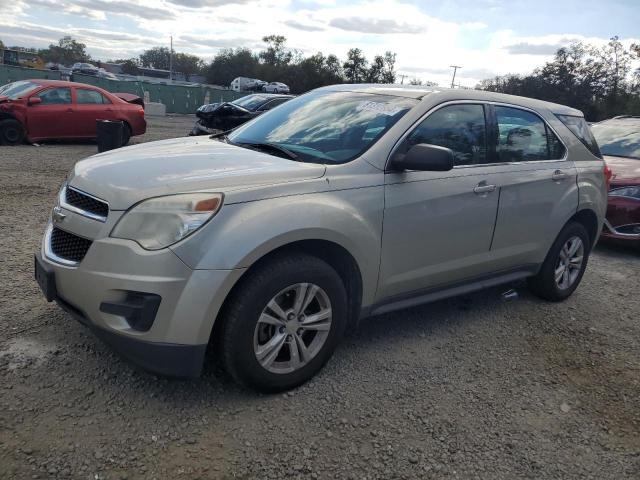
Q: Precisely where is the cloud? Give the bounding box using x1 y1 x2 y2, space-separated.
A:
329 17 423 34
462 21 487 30
166 0 252 7
284 20 325 32
178 34 259 49
505 42 564 55
218 16 248 24
25 0 176 21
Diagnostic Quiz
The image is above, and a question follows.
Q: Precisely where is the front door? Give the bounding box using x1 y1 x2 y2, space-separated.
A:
378 103 501 301
26 87 75 139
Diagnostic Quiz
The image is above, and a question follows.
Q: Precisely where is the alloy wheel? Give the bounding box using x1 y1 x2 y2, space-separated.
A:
253 283 332 374
554 236 584 290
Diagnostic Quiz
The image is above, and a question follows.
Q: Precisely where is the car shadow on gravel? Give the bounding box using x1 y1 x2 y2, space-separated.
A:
32 280 527 401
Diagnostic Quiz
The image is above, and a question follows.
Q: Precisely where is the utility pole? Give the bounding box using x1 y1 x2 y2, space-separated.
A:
397 73 407 85
169 35 173 82
449 65 461 89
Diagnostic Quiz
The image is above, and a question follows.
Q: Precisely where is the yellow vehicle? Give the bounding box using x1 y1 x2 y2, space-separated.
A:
1 48 44 69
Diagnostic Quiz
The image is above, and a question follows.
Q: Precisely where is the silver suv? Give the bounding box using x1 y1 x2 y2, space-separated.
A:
35 85 607 391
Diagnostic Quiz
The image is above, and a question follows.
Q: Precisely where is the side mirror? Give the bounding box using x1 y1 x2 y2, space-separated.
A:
28 97 42 106
390 143 454 172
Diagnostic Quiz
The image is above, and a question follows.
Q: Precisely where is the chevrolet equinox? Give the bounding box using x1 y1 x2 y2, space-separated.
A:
35 85 607 392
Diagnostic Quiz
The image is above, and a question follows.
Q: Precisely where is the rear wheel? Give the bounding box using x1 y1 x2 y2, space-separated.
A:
0 119 25 146
528 222 590 301
121 122 132 146
219 254 347 392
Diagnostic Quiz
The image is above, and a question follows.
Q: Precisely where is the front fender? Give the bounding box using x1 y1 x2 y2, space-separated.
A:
171 187 385 308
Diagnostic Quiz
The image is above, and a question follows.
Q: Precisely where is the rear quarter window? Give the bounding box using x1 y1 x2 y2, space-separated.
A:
556 114 602 159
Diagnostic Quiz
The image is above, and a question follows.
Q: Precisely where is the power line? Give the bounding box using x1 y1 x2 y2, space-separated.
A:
449 65 461 89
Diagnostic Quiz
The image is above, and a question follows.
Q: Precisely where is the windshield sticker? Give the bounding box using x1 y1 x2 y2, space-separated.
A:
357 101 403 116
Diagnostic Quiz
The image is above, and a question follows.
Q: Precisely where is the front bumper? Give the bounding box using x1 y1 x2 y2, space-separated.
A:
55 291 207 377
37 220 245 377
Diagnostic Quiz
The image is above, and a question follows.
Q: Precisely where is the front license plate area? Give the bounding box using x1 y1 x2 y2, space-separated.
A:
34 255 57 302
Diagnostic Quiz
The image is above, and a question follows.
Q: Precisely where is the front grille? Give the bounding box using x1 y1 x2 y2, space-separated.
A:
65 187 109 219
50 227 92 263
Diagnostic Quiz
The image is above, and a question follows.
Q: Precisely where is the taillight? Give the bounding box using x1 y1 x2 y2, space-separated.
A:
137 107 145 116
603 163 613 191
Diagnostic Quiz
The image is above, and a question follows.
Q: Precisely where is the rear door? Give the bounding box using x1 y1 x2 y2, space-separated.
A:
74 88 117 137
26 87 75 139
378 103 501 300
486 104 578 270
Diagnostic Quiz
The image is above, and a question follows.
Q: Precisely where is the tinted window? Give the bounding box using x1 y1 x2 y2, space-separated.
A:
77 89 109 104
229 91 417 164
591 120 640 160
232 95 269 110
496 106 565 162
556 114 601 158
36 88 71 105
402 104 487 166
259 98 289 111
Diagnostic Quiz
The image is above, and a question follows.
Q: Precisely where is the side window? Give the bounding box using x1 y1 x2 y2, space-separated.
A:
402 104 487 166
36 88 71 105
495 106 565 162
77 89 109 104
556 114 601 158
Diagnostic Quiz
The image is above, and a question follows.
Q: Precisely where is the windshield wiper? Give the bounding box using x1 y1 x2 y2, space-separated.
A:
209 129 234 142
237 142 299 161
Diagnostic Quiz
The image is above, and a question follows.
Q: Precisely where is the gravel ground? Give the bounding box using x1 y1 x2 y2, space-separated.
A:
1 115 639 479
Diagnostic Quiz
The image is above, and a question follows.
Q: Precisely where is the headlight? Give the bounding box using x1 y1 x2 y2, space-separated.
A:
111 193 223 250
609 186 640 199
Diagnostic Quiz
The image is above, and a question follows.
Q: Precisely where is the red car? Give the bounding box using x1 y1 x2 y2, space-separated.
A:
591 116 640 246
0 79 146 146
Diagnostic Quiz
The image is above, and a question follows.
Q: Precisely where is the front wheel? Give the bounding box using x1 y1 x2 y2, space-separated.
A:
0 119 26 146
219 254 347 392
528 221 590 301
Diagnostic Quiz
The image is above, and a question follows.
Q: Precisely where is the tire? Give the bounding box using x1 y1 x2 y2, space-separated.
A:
0 119 26 146
219 253 348 392
121 122 132 146
528 221 590 302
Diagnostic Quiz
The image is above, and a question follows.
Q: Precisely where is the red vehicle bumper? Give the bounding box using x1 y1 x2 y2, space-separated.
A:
601 195 640 245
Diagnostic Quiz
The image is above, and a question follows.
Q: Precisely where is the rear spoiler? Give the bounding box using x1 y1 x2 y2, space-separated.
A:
114 93 144 109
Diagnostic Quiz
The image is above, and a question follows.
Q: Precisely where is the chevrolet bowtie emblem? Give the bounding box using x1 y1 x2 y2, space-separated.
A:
52 206 66 223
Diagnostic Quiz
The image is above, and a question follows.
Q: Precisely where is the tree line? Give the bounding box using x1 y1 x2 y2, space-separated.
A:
477 37 640 121
205 35 397 93
2 35 397 93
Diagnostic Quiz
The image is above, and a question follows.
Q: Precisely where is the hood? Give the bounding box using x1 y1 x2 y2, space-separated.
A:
604 155 640 185
69 136 326 210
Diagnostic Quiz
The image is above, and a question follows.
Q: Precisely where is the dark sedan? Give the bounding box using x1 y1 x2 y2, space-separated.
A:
188 93 293 136
591 116 640 246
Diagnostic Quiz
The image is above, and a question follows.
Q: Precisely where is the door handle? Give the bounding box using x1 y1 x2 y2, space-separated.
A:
473 183 497 195
552 170 568 181
66 108 73 113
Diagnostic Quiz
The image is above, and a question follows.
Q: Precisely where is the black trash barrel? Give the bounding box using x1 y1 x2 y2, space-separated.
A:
96 120 124 153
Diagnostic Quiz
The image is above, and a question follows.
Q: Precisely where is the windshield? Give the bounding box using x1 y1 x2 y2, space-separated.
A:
232 95 269 110
228 91 418 164
592 120 640 160
0 81 40 100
